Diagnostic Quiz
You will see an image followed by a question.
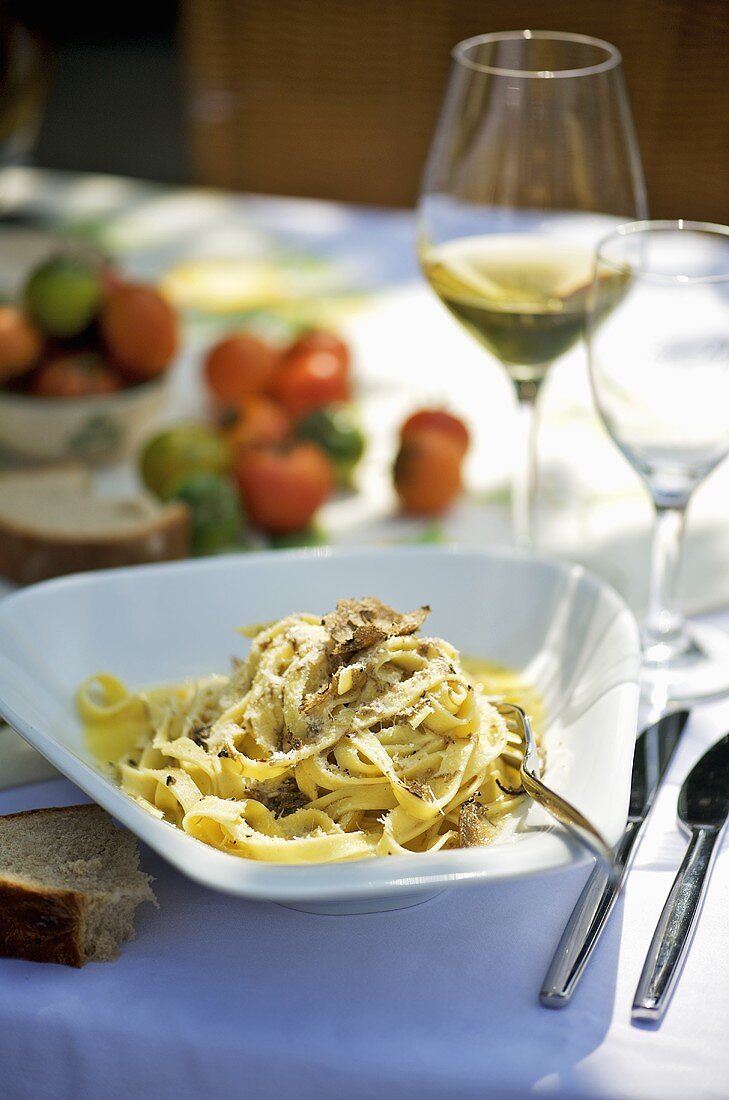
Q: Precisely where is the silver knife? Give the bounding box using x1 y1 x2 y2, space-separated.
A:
540 709 690 1008
632 732 729 1022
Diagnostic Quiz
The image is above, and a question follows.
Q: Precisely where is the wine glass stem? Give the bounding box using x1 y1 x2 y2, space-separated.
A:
512 377 544 551
643 502 691 662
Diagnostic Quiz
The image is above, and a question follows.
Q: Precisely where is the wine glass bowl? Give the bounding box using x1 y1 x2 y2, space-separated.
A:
590 224 729 503
587 220 729 702
417 30 647 545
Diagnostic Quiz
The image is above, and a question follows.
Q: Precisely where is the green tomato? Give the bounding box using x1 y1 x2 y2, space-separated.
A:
25 255 103 337
296 404 365 487
140 423 231 500
169 472 244 555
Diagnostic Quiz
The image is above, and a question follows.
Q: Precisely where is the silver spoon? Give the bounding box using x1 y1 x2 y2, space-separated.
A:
497 703 616 874
633 731 729 1022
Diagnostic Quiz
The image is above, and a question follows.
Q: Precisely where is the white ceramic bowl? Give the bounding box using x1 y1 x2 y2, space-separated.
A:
0 376 169 463
0 547 640 912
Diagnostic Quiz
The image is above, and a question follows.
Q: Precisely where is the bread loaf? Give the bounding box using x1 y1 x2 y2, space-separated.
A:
0 462 190 584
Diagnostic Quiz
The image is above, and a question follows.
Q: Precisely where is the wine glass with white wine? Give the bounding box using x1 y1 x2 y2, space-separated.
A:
417 30 647 546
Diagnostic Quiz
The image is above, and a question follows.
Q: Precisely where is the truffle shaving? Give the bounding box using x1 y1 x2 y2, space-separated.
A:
458 799 498 847
323 597 430 667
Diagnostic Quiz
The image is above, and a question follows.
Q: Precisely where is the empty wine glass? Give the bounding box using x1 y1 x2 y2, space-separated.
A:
417 30 647 547
588 220 729 702
0 17 48 168
0 16 49 217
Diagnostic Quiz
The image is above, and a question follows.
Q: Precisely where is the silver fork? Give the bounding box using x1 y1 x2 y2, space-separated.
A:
497 703 615 873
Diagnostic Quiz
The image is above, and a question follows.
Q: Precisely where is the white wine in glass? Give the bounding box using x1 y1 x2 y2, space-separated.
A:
417 31 647 546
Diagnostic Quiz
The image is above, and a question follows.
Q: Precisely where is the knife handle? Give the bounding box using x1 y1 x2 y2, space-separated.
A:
632 826 720 1022
540 819 642 1007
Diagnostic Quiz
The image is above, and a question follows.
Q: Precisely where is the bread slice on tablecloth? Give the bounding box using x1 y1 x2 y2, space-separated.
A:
0 803 156 966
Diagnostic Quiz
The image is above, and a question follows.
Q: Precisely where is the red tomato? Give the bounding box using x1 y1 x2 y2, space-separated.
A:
394 429 463 515
32 352 123 398
101 284 178 378
236 442 335 534
286 329 350 371
272 347 351 418
205 334 279 404
400 408 470 457
224 396 291 452
0 306 43 383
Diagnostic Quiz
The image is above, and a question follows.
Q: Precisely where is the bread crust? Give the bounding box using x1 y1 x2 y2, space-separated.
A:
0 877 85 967
0 500 191 584
1 803 103 824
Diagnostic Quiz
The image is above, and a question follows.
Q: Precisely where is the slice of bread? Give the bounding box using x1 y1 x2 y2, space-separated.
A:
0 462 190 584
0 803 156 966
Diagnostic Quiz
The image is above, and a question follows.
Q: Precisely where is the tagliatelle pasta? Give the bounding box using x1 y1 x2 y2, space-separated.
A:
77 598 539 864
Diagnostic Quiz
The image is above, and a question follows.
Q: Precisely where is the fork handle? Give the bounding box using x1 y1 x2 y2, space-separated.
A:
520 770 615 869
540 818 642 1007
632 825 720 1022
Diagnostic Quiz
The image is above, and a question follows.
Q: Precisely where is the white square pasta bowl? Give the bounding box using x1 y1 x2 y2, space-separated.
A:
0 547 640 913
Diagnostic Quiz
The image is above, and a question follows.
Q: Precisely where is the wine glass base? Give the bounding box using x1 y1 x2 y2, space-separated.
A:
640 621 729 706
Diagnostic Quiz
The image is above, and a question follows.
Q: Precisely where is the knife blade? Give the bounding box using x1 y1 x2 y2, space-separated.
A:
632 732 729 1022
540 709 690 1007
